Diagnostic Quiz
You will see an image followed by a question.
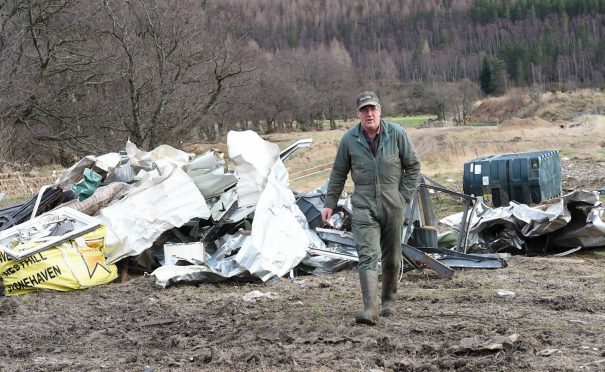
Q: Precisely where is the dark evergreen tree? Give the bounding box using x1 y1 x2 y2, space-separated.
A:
490 58 508 95
480 56 492 95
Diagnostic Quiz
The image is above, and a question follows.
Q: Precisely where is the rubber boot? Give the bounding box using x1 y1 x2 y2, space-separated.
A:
380 267 399 317
355 270 379 325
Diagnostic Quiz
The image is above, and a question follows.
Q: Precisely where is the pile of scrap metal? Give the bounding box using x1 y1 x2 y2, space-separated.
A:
442 189 605 256
401 181 509 273
0 132 323 291
308 179 511 281
0 131 509 294
10 131 560 290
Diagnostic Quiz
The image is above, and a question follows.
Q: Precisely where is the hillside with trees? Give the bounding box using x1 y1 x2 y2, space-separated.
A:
1 0 604 165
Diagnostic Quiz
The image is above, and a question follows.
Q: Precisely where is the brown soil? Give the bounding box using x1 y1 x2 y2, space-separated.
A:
561 157 605 192
2 253 605 371
470 92 533 121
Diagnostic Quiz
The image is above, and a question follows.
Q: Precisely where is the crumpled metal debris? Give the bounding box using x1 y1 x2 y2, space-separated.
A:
98 165 211 264
187 149 238 199
233 141 310 281
60 182 130 216
0 207 101 260
13 127 603 292
442 189 605 254
0 188 70 231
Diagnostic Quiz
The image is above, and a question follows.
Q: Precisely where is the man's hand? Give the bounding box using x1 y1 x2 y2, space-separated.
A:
321 207 333 226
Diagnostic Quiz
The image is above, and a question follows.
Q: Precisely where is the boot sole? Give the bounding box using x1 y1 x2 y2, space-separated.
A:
355 315 378 325
355 318 377 325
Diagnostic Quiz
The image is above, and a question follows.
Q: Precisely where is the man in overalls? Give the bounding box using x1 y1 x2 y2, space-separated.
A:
322 91 420 325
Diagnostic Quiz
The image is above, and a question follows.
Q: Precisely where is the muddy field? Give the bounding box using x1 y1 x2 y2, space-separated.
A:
1 252 605 371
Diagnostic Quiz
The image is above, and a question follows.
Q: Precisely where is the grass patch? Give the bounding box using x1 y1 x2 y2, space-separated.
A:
585 250 605 260
316 115 439 129
314 115 437 130
0 195 32 208
432 197 465 218
384 115 437 127
558 149 577 158
311 303 325 316
462 120 495 126
317 119 355 131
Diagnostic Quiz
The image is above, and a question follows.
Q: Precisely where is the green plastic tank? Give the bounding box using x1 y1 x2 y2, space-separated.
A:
463 150 562 207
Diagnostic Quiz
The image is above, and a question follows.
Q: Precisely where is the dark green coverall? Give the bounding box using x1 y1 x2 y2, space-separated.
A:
324 120 420 322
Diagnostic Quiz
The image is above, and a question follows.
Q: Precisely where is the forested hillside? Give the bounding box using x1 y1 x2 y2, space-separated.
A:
224 0 605 86
0 0 603 166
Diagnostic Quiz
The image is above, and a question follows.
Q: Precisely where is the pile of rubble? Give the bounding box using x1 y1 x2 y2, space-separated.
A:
0 132 328 294
0 130 603 296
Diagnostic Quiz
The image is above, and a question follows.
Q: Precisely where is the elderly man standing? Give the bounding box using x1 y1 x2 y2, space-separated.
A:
321 91 421 325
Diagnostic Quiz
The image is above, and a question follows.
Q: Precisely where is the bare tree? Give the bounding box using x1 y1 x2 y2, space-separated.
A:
0 0 256 167
423 82 456 121
452 79 479 125
99 0 254 148
271 44 358 132
1 0 114 165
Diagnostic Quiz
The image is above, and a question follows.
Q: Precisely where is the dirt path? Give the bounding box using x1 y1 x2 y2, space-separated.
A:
1 254 604 371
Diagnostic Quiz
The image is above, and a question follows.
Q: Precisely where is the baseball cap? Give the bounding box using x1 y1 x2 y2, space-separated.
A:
356 91 380 111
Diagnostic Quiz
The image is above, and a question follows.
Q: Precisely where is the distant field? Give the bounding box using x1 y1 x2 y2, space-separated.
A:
384 115 438 126
282 115 605 192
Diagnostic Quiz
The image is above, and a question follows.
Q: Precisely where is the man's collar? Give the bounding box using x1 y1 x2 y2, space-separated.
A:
361 121 382 138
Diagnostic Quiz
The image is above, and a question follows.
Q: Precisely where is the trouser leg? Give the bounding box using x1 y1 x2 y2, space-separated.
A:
380 201 404 317
352 207 380 325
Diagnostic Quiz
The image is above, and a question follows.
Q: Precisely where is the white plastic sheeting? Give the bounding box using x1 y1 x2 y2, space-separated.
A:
227 130 282 208
231 132 309 281
125 140 193 171
98 165 210 263
235 165 309 280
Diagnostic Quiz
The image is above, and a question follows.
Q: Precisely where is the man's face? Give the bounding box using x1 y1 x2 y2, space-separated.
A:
357 105 381 133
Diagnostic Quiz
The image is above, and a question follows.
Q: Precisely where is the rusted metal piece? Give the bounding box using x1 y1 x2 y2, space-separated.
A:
401 244 455 279
406 181 478 253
